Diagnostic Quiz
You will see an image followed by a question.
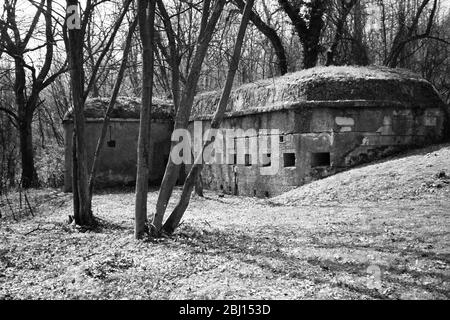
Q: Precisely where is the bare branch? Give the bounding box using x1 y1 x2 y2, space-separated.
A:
23 0 46 47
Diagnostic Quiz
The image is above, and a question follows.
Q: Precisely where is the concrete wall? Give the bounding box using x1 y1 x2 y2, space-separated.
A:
63 105 446 196
188 105 446 197
64 119 172 191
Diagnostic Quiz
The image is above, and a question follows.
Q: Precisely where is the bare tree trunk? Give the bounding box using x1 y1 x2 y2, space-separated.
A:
88 17 138 200
14 57 38 188
83 0 133 101
135 0 156 239
65 0 132 226
19 114 38 188
379 0 388 63
195 172 204 197
278 0 327 69
66 0 93 226
384 0 437 68
156 0 181 112
302 14 325 68
2 0 58 188
162 0 254 235
233 0 288 75
152 0 227 235
351 0 369 65
72 130 79 221
326 0 357 66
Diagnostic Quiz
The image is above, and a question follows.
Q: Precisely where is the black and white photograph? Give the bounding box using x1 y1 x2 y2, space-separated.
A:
0 0 449 305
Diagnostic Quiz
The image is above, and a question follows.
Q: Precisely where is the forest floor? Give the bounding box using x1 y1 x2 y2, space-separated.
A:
0 144 449 300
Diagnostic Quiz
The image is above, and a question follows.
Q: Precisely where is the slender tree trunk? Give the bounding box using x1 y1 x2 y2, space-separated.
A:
72 131 80 221
384 0 436 68
72 96 92 225
162 0 254 235
152 0 227 235
67 0 93 226
135 0 156 239
233 0 288 75
156 0 182 111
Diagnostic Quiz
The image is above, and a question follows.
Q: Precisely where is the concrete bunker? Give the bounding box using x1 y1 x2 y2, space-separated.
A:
63 97 173 191
187 66 448 197
62 66 447 197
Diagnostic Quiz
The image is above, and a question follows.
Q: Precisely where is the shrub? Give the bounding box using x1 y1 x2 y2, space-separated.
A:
35 144 65 188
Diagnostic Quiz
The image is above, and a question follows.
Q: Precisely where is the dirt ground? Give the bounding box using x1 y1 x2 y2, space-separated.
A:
0 144 449 300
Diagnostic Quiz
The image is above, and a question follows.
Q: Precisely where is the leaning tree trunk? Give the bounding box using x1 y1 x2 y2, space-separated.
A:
233 0 288 75
162 0 255 235
152 0 227 235
134 0 156 239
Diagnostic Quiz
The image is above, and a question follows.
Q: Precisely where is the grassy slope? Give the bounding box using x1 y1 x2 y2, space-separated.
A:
272 143 450 206
0 144 449 300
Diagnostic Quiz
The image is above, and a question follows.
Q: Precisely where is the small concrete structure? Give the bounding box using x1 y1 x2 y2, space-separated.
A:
188 66 448 197
62 67 447 197
63 97 173 191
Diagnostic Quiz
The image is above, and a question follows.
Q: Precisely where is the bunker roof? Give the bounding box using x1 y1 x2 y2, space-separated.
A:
63 96 174 122
191 66 446 120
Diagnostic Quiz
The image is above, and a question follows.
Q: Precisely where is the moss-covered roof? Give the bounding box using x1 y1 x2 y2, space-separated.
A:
63 67 446 122
191 66 446 120
63 96 174 121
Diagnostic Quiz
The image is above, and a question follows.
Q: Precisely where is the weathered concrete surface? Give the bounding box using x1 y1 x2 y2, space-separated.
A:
190 104 445 197
63 96 173 120
188 66 447 198
63 119 173 192
191 66 446 119
62 69 448 196
63 95 174 191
